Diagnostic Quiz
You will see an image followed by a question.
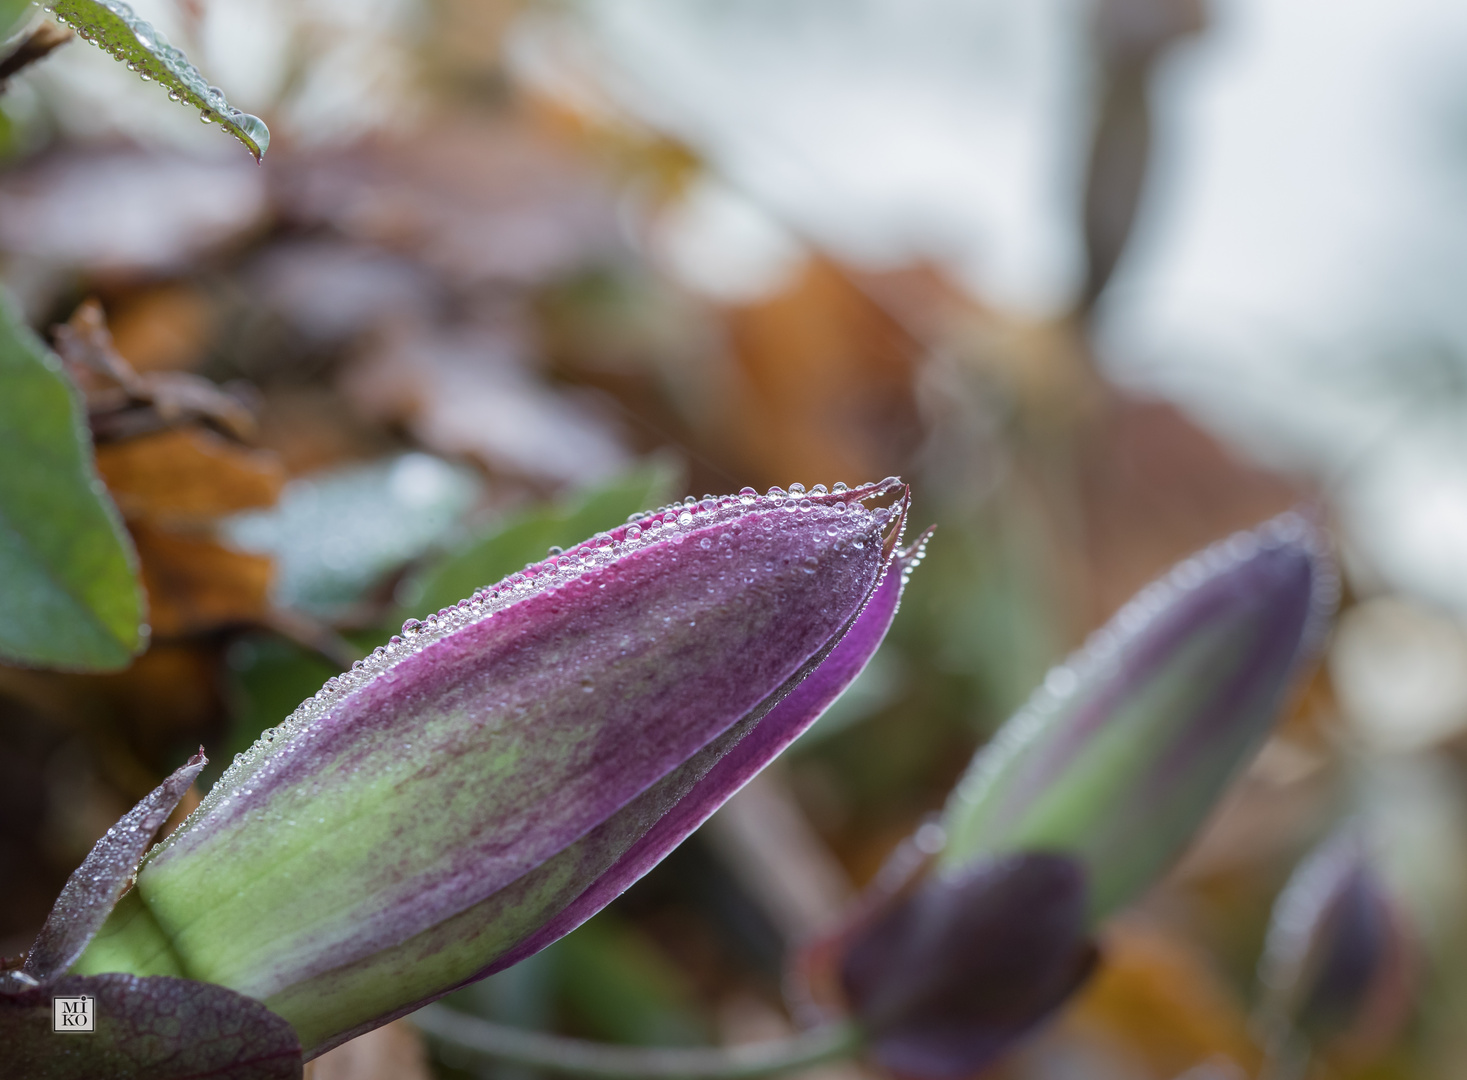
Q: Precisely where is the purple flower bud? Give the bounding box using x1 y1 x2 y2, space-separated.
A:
1258 830 1415 1060
837 853 1096 1080
74 478 928 1057
941 514 1338 920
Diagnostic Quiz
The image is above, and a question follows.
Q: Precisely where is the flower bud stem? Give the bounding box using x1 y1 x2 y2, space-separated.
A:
410 1005 863 1079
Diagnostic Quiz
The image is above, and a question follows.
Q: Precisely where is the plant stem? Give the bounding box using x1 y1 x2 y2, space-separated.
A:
1257 1030 1312 1080
410 1005 863 1080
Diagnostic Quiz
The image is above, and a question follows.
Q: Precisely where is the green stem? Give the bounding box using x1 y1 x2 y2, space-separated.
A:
410 1005 863 1080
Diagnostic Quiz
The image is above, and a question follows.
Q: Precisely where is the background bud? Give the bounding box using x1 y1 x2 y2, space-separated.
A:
839 853 1096 1080
940 514 1337 921
1257 829 1415 1062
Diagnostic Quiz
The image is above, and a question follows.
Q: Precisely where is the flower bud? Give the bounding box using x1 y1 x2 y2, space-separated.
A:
940 514 1337 921
1257 830 1414 1061
75 479 928 1056
838 853 1096 1080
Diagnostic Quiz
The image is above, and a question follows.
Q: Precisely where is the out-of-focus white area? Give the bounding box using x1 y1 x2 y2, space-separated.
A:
518 0 1467 618
1098 0 1467 615
1332 597 1467 753
647 177 807 304
511 0 1094 314
13 0 1467 616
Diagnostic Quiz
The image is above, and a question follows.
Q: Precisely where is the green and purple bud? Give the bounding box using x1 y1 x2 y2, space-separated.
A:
73 479 927 1057
940 514 1337 921
796 515 1336 1079
1257 829 1415 1062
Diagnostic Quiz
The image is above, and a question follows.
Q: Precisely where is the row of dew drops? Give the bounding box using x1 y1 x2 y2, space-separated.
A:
44 1 270 154
207 481 899 793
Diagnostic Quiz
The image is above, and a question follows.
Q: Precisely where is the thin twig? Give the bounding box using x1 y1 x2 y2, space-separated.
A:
410 1006 862 1080
0 21 73 88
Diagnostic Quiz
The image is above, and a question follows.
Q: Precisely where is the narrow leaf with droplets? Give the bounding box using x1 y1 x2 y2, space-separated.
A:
49 0 270 160
19 750 205 985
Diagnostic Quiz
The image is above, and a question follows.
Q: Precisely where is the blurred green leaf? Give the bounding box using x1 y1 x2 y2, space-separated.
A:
222 452 481 619
51 0 269 160
395 457 682 624
1 1 31 39
0 294 145 671
550 914 708 1047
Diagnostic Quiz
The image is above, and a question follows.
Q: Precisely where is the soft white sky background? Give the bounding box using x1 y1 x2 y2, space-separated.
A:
519 0 1467 615
14 0 1467 617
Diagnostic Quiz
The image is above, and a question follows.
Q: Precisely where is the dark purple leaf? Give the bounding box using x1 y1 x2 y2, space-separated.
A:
0 973 300 1079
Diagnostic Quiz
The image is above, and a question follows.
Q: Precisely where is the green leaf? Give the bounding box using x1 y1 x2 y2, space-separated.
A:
0 294 145 671
1 1 32 40
549 914 708 1047
394 457 684 624
50 0 270 160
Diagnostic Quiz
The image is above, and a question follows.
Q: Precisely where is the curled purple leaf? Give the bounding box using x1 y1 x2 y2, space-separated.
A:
20 750 205 985
0 972 300 1079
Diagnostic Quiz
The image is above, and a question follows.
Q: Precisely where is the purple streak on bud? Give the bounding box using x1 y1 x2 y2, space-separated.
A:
19 750 205 985
483 521 935 980
1259 830 1415 1058
839 853 1096 1080
942 514 1338 921
77 479 921 1056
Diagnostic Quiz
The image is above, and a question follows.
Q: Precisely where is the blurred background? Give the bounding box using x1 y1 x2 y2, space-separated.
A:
4 1 1467 1077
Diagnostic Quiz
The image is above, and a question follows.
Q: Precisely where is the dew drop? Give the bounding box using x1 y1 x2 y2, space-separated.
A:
678 511 693 526
789 483 806 495
402 618 422 635
626 525 642 540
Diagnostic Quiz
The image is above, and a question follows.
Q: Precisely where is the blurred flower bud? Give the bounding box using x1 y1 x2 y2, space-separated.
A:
940 514 1336 920
75 479 929 1057
1257 829 1415 1062
838 852 1096 1080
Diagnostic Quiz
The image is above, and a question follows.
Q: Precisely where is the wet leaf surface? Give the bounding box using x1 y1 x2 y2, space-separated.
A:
50 1 269 160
